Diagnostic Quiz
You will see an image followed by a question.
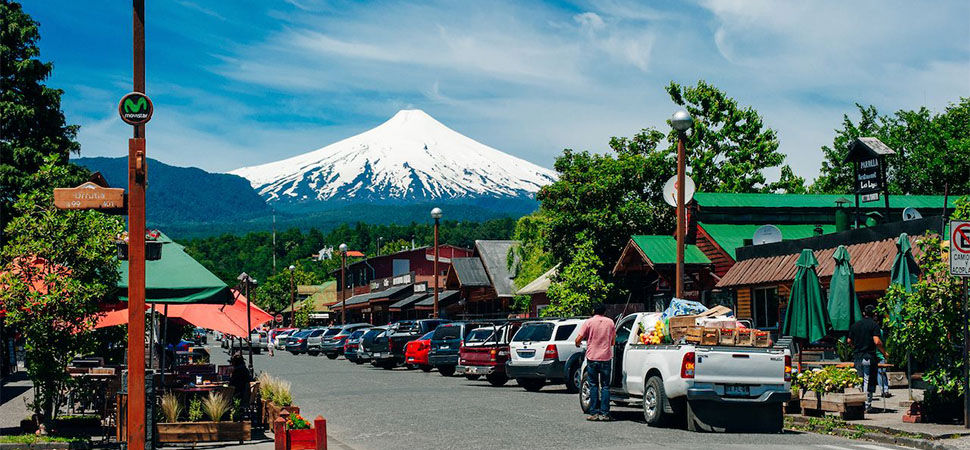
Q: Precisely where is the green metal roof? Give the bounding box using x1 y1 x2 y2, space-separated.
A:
699 223 836 259
630 235 710 265
693 192 958 210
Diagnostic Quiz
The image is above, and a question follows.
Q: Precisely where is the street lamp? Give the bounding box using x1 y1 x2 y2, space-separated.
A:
339 243 348 325
430 207 443 318
377 237 383 256
237 272 255 372
287 265 296 326
670 110 693 299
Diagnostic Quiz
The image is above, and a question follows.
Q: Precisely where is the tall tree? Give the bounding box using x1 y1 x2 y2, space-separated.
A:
812 99 970 195
1 1 86 233
541 235 613 317
666 80 804 193
0 158 123 421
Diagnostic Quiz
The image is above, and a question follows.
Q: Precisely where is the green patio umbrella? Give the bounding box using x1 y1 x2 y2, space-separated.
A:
888 233 920 322
783 249 831 343
117 232 231 304
827 245 862 332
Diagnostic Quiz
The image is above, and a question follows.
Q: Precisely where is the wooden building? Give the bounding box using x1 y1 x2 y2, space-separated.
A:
612 235 716 310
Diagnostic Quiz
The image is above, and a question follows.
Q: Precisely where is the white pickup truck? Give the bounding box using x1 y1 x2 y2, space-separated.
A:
580 312 792 432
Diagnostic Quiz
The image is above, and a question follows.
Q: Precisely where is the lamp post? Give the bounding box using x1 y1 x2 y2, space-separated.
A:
237 272 255 372
287 265 296 326
377 237 383 256
670 110 693 299
431 207 443 318
339 243 348 324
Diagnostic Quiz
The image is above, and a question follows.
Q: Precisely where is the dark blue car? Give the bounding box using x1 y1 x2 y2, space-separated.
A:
428 321 496 377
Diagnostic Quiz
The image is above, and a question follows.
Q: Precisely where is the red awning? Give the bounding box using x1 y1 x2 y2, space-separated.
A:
93 290 273 338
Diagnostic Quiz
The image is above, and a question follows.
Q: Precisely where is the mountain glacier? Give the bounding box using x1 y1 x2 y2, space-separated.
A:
230 110 557 208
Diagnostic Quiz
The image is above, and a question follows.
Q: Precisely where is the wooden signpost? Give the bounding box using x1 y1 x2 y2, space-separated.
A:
845 137 895 227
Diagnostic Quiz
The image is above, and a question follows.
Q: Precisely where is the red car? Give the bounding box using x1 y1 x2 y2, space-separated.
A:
404 331 435 371
458 320 531 386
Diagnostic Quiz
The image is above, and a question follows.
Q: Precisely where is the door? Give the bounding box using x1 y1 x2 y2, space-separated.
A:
611 316 635 388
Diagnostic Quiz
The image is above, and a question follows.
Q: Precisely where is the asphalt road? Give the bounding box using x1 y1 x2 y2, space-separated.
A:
231 346 906 450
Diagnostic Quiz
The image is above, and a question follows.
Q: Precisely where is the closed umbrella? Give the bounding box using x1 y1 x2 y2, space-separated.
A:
888 233 919 321
827 245 862 332
783 249 831 371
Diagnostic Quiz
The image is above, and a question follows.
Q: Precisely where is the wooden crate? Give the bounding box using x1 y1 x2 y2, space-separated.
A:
736 329 754 346
753 330 771 347
700 327 719 346
718 328 737 346
669 315 699 329
800 389 866 420
685 326 704 344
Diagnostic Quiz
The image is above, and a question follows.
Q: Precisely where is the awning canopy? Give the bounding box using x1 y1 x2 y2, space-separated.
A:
516 265 558 295
389 293 429 311
117 232 231 304
94 290 271 338
414 290 460 309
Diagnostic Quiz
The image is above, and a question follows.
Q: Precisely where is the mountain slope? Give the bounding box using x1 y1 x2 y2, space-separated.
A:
229 110 557 208
74 157 269 225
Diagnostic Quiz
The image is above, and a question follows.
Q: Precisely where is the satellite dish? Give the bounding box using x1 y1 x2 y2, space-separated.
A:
753 225 783 245
902 207 922 221
662 175 696 207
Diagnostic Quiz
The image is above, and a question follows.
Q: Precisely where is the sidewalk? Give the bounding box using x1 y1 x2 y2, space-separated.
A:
841 387 969 439
0 370 32 435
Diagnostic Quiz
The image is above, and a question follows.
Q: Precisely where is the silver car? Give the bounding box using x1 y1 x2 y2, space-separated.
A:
304 327 331 356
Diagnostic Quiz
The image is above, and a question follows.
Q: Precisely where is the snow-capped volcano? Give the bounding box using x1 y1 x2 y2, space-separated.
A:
230 110 557 207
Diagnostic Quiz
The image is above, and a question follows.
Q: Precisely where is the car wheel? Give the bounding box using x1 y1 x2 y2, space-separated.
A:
579 371 592 414
564 363 581 394
464 374 481 381
438 365 456 377
308 351 319 356
326 353 338 360
643 376 669 427
419 365 433 372
354 359 365 365
382 361 395 370
486 373 508 387
518 378 545 392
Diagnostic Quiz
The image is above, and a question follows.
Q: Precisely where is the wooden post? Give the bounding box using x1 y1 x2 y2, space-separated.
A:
314 416 326 450
273 417 286 450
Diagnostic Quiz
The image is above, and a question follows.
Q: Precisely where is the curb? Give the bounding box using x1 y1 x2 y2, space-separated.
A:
786 415 960 450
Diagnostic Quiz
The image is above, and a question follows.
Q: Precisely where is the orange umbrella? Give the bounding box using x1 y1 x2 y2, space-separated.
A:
93 290 272 338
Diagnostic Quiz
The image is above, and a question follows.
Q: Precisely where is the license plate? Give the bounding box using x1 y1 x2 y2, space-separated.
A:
517 350 535 357
441 345 450 349
725 385 749 397
376 352 386 358
467 366 484 374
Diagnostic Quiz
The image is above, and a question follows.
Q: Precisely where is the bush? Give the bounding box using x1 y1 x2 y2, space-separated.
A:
795 366 861 394
202 392 231 422
257 372 293 406
188 397 204 422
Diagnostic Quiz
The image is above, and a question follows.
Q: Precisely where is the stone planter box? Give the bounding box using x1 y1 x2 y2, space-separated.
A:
156 421 251 444
800 389 866 420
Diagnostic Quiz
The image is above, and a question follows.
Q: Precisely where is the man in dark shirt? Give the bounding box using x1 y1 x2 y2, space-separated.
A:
847 305 888 410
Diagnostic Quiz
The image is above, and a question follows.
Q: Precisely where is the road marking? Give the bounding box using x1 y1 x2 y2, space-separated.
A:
852 445 897 450
817 445 852 450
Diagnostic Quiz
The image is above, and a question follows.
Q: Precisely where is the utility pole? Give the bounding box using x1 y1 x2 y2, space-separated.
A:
431 208 442 318
670 111 692 299
126 1 148 449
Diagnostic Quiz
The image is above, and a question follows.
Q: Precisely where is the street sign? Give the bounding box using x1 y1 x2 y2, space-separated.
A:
951 221 970 277
275 314 284 324
118 92 153 125
662 175 696 207
54 182 125 210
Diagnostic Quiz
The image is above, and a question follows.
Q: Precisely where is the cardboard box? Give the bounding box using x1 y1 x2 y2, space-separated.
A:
667 305 734 330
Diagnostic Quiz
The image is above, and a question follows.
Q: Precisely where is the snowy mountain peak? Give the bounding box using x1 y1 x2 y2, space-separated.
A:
229 110 558 206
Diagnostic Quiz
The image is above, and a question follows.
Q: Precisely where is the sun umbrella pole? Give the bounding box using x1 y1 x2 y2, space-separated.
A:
160 305 167 380
148 304 155 369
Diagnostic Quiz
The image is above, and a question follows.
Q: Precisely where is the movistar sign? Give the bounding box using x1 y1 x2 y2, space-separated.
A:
118 92 153 125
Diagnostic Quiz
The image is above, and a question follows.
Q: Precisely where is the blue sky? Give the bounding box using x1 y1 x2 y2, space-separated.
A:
24 0 970 182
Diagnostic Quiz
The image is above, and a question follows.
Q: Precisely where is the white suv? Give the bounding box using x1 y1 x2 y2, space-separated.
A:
507 318 587 393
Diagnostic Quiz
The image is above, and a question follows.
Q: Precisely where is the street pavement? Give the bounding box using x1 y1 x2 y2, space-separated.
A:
236 346 912 450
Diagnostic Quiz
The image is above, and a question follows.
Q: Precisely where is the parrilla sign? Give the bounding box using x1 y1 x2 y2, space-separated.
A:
118 92 153 125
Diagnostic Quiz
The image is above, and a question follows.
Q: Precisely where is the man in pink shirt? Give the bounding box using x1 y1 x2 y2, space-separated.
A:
575 303 616 421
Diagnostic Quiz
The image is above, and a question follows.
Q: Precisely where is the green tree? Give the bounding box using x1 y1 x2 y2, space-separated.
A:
507 213 556 313
253 264 320 313
542 235 613 317
666 80 804 193
292 297 314 328
812 99 970 194
0 158 123 421
1 1 86 233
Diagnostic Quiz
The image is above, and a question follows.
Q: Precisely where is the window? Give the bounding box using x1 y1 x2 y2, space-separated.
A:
512 323 553 342
753 287 780 329
323 328 341 337
554 324 577 341
615 317 634 345
432 326 461 340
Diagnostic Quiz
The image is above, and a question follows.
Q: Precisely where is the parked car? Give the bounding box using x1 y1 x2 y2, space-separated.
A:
375 319 451 369
192 327 208 345
321 323 372 359
284 329 317 355
458 320 534 386
343 329 371 363
357 326 389 365
268 328 297 349
247 330 266 354
507 318 586 393
428 321 496 377
579 312 791 432
404 331 435 371
305 327 333 356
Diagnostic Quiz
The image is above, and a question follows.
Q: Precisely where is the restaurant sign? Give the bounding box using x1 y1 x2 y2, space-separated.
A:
54 182 125 210
950 221 970 277
855 157 882 194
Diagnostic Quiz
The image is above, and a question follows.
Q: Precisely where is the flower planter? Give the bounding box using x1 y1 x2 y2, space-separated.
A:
273 413 326 450
264 402 299 429
115 241 163 261
156 421 251 444
51 416 102 438
799 389 866 420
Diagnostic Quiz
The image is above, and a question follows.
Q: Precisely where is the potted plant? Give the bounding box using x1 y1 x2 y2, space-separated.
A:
156 392 251 444
258 373 299 426
115 230 163 261
796 366 866 419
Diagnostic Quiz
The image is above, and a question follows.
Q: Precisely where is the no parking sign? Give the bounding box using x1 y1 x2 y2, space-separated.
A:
951 221 970 277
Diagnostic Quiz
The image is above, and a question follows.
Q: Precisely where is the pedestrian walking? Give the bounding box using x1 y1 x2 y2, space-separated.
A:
575 303 616 421
847 305 889 411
